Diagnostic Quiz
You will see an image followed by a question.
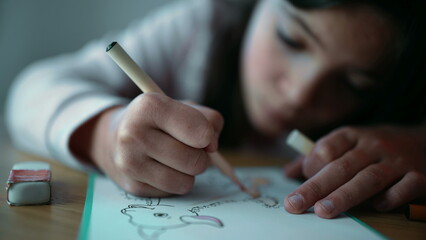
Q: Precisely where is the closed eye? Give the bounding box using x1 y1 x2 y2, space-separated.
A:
276 27 304 50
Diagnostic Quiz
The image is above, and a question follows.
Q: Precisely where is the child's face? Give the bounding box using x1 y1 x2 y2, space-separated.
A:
241 0 396 136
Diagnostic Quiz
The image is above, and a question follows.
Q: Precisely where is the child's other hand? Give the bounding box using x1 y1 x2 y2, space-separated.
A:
284 126 426 218
91 93 223 197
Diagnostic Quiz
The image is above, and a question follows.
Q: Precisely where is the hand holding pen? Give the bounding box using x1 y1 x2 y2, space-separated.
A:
104 42 254 197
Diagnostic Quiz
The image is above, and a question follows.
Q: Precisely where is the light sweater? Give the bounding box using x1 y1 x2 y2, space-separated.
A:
6 0 216 170
6 0 293 171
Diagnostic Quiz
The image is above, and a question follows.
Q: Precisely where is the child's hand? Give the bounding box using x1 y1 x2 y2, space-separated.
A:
89 93 223 197
284 125 426 218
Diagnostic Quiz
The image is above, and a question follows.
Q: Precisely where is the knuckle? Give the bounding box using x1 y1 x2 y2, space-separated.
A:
138 92 163 108
337 187 355 204
313 142 336 164
115 155 136 174
116 156 143 175
332 160 353 178
136 93 166 118
117 127 138 146
187 150 208 175
340 126 359 135
337 126 360 141
368 137 387 150
137 133 152 151
304 180 323 199
114 150 148 177
361 166 386 187
134 94 153 112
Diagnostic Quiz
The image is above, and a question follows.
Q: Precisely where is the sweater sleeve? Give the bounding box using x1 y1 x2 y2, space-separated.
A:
5 0 213 171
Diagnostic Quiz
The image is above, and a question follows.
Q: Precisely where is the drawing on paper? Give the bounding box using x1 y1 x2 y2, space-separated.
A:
120 176 279 240
121 198 224 240
82 168 387 240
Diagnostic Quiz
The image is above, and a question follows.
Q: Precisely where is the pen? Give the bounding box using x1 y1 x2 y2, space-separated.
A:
106 41 255 197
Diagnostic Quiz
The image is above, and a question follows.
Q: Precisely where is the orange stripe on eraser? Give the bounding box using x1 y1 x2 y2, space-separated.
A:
8 169 51 183
6 162 51 206
406 204 426 221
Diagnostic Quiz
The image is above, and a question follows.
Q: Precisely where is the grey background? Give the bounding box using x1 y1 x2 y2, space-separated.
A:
0 0 171 136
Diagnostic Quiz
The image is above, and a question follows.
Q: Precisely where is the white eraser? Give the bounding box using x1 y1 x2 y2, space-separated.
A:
6 161 51 206
286 129 315 155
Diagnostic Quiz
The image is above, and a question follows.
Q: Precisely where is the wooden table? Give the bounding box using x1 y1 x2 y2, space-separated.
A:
1 142 426 239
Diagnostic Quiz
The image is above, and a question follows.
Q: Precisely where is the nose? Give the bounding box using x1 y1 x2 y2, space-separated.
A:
279 63 323 109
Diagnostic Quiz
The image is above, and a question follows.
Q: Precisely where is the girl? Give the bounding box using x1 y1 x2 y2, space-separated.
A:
6 0 426 219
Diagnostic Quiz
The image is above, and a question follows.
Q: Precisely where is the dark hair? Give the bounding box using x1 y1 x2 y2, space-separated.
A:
287 0 426 126
203 0 426 147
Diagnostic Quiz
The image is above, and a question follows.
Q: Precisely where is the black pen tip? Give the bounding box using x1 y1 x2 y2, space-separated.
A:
106 41 117 52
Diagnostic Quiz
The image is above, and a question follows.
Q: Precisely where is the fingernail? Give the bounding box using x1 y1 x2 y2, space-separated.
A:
288 194 305 210
319 199 335 213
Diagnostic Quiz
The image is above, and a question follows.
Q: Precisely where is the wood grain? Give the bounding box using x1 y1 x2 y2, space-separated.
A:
1 147 87 240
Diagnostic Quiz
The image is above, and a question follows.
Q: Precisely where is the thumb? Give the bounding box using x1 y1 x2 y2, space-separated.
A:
182 101 224 152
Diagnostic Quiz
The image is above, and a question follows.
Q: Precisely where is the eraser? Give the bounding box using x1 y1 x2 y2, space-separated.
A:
6 161 51 206
405 204 426 221
286 129 315 155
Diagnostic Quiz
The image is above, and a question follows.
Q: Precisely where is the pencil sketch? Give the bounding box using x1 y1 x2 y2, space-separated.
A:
119 175 279 240
85 168 386 240
121 198 224 240
121 196 279 240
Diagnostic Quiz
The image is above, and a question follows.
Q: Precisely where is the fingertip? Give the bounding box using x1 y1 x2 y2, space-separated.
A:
283 196 295 213
284 194 306 214
314 200 338 219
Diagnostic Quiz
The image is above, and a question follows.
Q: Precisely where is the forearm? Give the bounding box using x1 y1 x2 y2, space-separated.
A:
5 54 128 166
5 0 212 170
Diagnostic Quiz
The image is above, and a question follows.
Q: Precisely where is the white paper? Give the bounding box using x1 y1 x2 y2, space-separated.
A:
81 167 385 240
